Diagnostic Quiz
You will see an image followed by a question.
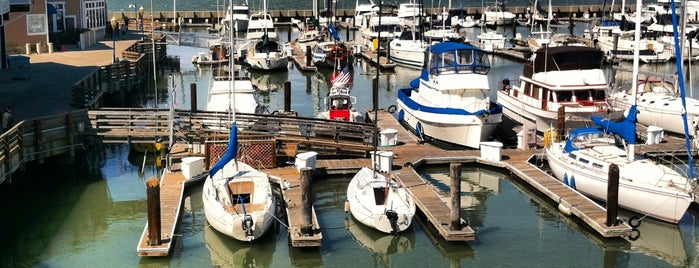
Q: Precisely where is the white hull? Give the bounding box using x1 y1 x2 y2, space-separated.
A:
388 39 426 68
206 80 260 113
347 167 416 234
397 97 500 148
545 130 694 224
245 53 288 71
609 91 699 136
203 160 276 241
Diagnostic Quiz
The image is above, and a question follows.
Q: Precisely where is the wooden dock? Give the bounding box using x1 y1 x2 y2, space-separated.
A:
356 49 396 70
288 41 317 72
368 110 632 238
136 170 187 256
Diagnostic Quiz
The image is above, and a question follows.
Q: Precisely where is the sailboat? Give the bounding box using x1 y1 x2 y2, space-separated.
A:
241 0 289 71
545 1 696 224
202 26 276 242
346 20 416 234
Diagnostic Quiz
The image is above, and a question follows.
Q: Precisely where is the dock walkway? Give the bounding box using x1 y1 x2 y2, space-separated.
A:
136 170 186 256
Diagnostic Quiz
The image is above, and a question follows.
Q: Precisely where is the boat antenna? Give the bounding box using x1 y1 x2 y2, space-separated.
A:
670 0 695 180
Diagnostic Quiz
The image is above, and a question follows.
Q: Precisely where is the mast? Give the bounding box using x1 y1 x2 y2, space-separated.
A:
670 0 696 180
628 0 641 161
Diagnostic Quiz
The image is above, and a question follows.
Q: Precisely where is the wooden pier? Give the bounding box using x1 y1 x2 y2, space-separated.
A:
356 49 396 70
288 41 317 72
136 170 187 256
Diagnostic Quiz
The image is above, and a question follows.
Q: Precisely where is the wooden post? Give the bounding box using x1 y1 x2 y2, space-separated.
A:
34 119 44 164
146 177 162 245
346 25 350 41
287 28 292 43
372 78 379 112
305 45 312 67
606 164 620 226
557 106 565 141
300 167 313 235
284 81 291 112
450 163 462 230
189 83 197 112
386 40 391 63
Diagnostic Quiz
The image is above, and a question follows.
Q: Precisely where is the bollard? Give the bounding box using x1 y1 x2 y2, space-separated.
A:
299 167 313 236
450 163 462 230
25 43 31 55
48 42 54 53
606 164 620 227
36 43 42 54
146 177 162 245
190 83 197 112
284 81 291 112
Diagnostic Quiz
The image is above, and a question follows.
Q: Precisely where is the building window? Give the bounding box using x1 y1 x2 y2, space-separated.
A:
27 14 47 35
84 0 106 29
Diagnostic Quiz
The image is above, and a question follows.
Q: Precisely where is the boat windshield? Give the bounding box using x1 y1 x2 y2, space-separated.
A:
428 49 489 75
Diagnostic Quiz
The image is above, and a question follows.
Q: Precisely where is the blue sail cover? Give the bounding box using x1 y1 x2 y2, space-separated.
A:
428 42 479 54
208 123 239 177
328 23 341 41
563 127 604 153
591 105 637 144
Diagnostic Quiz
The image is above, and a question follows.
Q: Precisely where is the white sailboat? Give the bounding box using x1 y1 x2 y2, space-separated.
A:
241 0 289 71
545 2 696 224
202 26 276 242
221 0 250 33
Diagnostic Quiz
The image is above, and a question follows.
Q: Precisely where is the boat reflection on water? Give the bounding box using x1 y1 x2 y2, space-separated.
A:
345 216 415 266
249 69 289 92
204 225 277 268
623 216 689 267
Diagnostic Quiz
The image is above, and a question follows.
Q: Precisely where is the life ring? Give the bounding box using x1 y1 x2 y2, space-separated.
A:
628 216 642 228
387 105 397 113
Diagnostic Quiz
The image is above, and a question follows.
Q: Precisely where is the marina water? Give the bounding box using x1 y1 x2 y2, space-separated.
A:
2 22 699 268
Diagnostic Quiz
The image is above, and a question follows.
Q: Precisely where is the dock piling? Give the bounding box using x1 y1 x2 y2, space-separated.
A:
606 164 620 226
284 81 291 112
189 83 197 112
300 167 313 235
372 78 379 112
450 163 462 230
146 177 162 245
305 46 312 67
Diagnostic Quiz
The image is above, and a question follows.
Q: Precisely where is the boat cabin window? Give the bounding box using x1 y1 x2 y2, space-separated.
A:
232 194 251 205
568 154 577 160
578 158 590 164
557 91 573 102
330 98 351 109
592 163 603 169
429 49 489 75
591 89 606 101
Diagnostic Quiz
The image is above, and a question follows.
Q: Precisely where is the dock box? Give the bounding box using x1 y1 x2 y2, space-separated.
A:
295 151 318 171
480 141 503 161
181 157 205 179
379 128 398 146
370 150 393 173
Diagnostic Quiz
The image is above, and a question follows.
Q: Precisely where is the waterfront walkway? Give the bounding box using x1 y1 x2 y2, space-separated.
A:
0 32 142 121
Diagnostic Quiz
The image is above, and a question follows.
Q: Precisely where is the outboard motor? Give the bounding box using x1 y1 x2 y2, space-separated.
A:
386 209 399 235
242 214 255 241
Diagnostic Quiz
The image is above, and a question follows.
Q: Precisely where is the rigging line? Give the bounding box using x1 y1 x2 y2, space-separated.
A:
266 209 290 229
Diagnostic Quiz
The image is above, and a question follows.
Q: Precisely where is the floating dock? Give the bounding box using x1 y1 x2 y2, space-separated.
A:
288 41 317 72
356 49 396 70
136 170 186 256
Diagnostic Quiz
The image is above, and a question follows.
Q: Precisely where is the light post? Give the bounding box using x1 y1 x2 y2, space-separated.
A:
111 16 117 63
139 6 145 36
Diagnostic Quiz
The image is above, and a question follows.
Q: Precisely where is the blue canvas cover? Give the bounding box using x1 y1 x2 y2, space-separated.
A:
591 105 637 144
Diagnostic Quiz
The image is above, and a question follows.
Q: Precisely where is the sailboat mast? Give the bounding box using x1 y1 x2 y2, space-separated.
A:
628 0 642 162
670 0 696 180
230 10 236 123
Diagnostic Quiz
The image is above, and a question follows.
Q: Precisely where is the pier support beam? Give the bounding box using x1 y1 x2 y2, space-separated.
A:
146 177 162 245
300 167 313 235
450 163 462 230
606 164 620 226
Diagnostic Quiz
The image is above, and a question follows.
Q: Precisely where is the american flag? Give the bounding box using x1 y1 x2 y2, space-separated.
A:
331 66 351 86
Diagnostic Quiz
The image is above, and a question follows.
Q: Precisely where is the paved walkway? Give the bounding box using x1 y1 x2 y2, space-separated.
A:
0 32 144 121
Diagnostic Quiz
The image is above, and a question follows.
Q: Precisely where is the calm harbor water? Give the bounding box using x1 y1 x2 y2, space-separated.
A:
3 23 699 268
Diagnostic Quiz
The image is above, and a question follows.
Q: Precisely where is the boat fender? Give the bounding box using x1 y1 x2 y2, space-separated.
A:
563 174 569 186
569 175 576 189
397 110 404 121
387 105 397 113
344 200 350 213
558 202 572 216
628 216 642 228
386 209 399 234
